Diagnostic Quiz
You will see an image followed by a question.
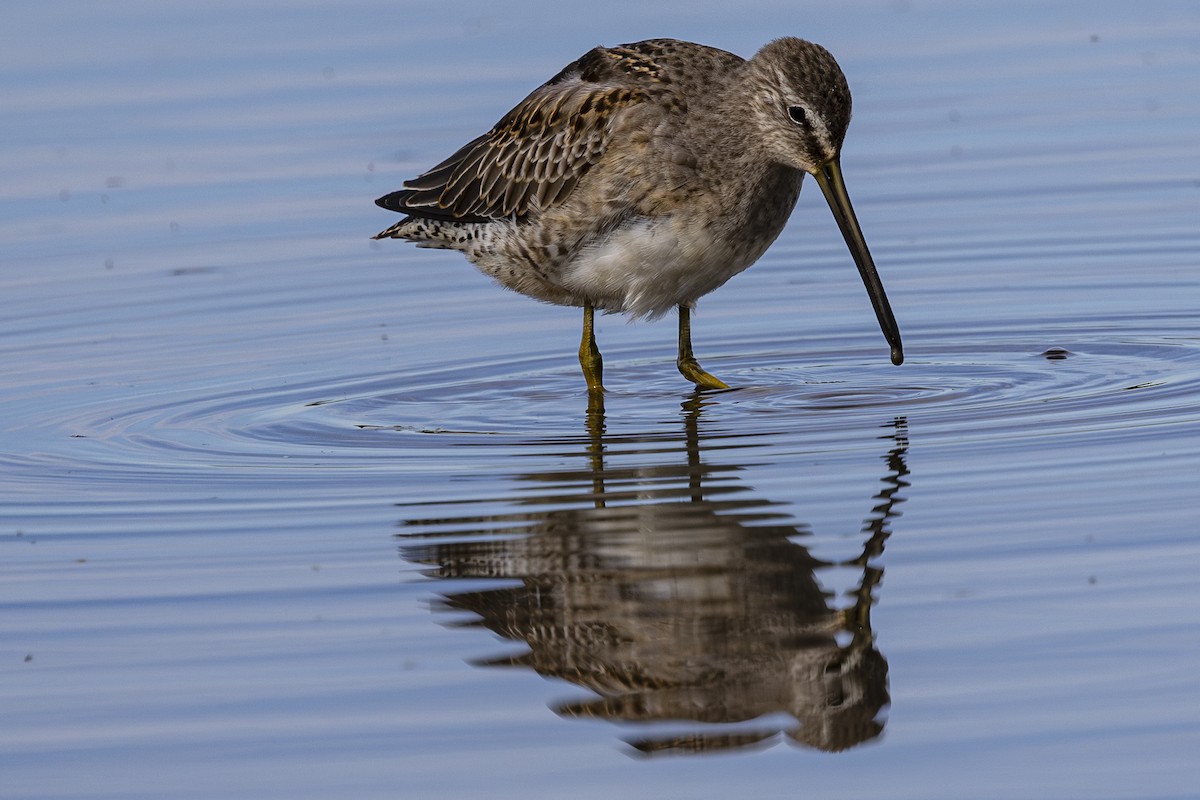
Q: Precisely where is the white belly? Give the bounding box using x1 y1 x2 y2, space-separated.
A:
561 217 748 319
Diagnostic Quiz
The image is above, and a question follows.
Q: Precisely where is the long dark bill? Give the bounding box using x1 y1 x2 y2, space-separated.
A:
814 158 904 366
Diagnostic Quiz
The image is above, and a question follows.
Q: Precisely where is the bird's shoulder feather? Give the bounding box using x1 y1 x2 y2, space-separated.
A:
375 45 677 223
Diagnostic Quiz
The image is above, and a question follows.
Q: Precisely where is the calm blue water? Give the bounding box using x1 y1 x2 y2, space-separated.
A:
3 2 1200 798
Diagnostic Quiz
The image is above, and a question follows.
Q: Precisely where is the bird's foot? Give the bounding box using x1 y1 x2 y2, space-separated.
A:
677 356 730 391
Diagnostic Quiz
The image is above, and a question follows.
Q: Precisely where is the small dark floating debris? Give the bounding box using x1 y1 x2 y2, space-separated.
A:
1041 347 1071 360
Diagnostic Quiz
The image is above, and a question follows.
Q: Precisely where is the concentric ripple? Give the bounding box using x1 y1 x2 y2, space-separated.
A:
7 317 1194 484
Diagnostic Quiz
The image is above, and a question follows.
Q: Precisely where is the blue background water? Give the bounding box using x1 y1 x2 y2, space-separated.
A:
3 2 1200 798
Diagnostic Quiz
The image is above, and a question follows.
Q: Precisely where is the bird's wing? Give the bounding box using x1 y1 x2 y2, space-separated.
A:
376 66 646 223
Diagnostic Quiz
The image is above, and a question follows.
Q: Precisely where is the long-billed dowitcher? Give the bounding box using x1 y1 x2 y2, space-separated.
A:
374 37 903 393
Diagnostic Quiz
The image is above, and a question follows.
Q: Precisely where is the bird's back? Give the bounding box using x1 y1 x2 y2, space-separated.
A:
374 39 744 230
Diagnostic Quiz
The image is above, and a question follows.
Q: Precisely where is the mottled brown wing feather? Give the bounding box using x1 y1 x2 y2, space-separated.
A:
376 78 644 223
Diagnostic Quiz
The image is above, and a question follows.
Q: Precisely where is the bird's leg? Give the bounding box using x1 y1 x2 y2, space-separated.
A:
579 303 605 394
676 305 730 390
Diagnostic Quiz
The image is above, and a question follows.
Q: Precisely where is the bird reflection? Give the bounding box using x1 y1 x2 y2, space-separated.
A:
398 400 909 756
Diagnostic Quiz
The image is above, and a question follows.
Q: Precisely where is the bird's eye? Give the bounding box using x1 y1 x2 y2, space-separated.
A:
787 105 808 126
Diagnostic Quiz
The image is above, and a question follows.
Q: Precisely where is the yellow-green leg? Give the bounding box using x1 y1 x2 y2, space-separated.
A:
676 305 729 390
579 303 605 394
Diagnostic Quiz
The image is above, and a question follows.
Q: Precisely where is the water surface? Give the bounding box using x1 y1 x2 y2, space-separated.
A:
3 2 1200 798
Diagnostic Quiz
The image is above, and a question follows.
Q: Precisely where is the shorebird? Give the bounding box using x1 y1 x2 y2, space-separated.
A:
373 37 903 393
